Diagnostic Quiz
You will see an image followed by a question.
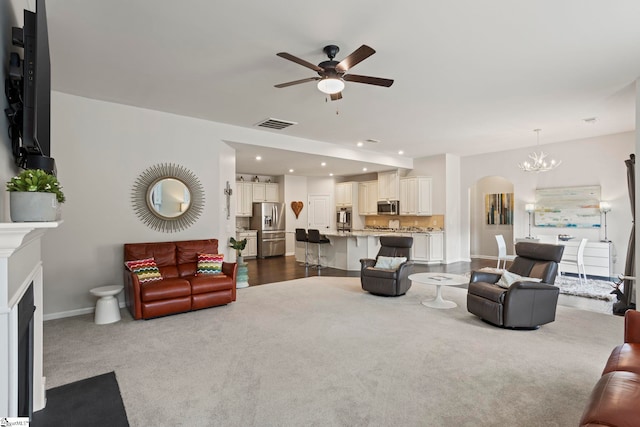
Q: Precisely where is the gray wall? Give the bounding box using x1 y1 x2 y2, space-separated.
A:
0 1 25 218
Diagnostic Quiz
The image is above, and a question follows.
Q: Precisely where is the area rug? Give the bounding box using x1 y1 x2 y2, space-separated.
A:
467 269 618 301
555 275 618 301
31 371 129 427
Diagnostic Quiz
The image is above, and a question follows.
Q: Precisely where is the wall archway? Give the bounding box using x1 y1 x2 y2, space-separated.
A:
470 175 515 260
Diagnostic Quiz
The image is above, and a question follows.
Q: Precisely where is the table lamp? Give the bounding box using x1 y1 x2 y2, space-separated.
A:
525 203 535 238
600 201 611 242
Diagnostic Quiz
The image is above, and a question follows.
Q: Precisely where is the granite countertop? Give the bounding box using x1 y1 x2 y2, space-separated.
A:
325 229 444 237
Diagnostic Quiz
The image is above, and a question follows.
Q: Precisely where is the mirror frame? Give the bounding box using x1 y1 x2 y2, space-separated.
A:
131 163 205 232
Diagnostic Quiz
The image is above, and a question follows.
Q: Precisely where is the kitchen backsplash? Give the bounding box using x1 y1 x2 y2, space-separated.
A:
365 215 445 230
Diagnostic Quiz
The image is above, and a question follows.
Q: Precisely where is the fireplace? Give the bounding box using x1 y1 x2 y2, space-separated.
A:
17 282 34 418
0 221 60 418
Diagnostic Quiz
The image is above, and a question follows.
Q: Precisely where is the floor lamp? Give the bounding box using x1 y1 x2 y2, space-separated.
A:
525 203 535 238
600 201 611 242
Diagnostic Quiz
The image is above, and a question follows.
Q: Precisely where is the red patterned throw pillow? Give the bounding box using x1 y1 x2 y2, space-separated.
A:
124 258 163 284
197 253 224 275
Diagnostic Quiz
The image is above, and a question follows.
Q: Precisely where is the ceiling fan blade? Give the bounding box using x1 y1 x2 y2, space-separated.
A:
330 92 343 101
276 52 324 73
274 77 320 88
343 74 394 87
336 45 376 72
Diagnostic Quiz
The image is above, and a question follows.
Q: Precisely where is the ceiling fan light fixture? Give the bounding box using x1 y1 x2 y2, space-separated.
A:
317 78 344 94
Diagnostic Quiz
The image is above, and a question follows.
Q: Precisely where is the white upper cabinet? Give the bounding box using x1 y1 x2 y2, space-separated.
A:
335 182 354 207
399 176 432 216
378 170 399 201
252 183 279 202
358 181 378 215
236 182 253 217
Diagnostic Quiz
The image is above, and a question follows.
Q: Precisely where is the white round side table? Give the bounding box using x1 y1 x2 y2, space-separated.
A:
90 285 124 324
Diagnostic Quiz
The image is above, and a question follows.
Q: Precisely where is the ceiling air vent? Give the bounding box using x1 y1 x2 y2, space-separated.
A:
255 118 297 130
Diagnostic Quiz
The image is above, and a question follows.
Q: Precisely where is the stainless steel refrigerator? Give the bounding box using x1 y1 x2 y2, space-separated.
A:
250 202 286 258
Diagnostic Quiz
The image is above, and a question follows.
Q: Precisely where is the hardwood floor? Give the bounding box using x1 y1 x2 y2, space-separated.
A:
243 255 614 314
244 255 496 286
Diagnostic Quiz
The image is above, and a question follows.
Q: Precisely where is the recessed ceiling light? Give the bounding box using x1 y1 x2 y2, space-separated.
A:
289 169 294 173
329 173 334 177
321 162 326 167
357 142 364 147
255 156 262 161
398 150 404 155
362 167 368 172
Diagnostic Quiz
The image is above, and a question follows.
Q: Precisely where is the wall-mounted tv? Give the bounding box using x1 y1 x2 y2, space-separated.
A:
4 0 55 173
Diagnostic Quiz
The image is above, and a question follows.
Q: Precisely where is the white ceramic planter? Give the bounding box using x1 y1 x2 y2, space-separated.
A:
9 192 58 222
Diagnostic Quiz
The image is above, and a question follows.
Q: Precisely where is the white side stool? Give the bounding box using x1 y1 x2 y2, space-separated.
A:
90 285 124 325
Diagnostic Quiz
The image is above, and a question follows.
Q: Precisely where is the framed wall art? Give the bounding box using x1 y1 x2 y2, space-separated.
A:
534 185 601 228
485 193 513 225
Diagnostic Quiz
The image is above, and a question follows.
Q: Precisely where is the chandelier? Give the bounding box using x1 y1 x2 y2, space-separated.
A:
518 129 561 172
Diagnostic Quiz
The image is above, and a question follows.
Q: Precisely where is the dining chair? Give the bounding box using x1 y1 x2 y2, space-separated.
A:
562 238 588 284
495 234 516 269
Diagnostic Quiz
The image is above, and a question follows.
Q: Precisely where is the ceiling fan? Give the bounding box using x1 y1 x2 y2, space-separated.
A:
274 44 394 101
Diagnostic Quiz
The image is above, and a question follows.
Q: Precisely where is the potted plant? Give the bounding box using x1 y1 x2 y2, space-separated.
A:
229 237 247 263
6 169 65 222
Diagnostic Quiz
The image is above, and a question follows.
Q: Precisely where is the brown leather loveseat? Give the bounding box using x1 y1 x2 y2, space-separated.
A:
124 239 237 320
579 309 640 426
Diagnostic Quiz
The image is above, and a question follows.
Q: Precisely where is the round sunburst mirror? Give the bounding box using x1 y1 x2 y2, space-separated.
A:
131 163 205 232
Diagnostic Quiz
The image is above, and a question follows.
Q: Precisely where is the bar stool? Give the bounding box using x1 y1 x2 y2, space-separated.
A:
295 228 311 267
307 229 330 269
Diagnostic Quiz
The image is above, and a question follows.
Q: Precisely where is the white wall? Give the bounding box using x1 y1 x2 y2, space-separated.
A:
41 92 238 316
470 176 514 257
284 174 309 255
445 154 462 262
0 1 27 220
460 132 634 276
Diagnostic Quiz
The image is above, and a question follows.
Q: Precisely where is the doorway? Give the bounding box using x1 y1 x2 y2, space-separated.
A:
307 194 331 231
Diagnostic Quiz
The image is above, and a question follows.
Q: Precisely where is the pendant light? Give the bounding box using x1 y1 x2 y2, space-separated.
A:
518 129 561 172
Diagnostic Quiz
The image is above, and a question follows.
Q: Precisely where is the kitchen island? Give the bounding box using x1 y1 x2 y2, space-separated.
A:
295 229 444 271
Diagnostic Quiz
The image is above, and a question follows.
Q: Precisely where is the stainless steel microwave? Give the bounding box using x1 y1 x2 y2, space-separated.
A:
377 200 399 215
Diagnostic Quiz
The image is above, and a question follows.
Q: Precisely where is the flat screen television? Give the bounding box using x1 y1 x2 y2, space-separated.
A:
6 0 55 172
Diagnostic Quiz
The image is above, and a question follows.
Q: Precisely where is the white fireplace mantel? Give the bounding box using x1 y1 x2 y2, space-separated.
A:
0 221 61 417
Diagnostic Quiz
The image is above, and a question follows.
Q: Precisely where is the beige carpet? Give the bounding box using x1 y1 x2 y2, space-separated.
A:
41 277 624 426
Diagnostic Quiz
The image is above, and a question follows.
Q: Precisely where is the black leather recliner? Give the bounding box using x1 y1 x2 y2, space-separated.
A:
360 236 414 296
467 241 565 329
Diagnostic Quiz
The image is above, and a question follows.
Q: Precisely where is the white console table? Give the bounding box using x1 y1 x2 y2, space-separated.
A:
558 240 612 278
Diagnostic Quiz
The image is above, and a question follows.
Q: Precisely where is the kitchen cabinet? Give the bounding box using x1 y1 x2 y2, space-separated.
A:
411 232 444 263
412 233 429 262
428 232 444 262
378 170 399 201
400 176 432 215
236 230 258 259
335 182 354 207
252 182 279 202
358 181 378 215
236 182 253 217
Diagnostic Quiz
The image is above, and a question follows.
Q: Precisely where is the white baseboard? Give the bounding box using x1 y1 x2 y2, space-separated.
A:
442 257 472 264
43 301 127 321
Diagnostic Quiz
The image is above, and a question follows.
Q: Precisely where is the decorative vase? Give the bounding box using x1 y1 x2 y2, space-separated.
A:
236 254 249 289
9 192 58 222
